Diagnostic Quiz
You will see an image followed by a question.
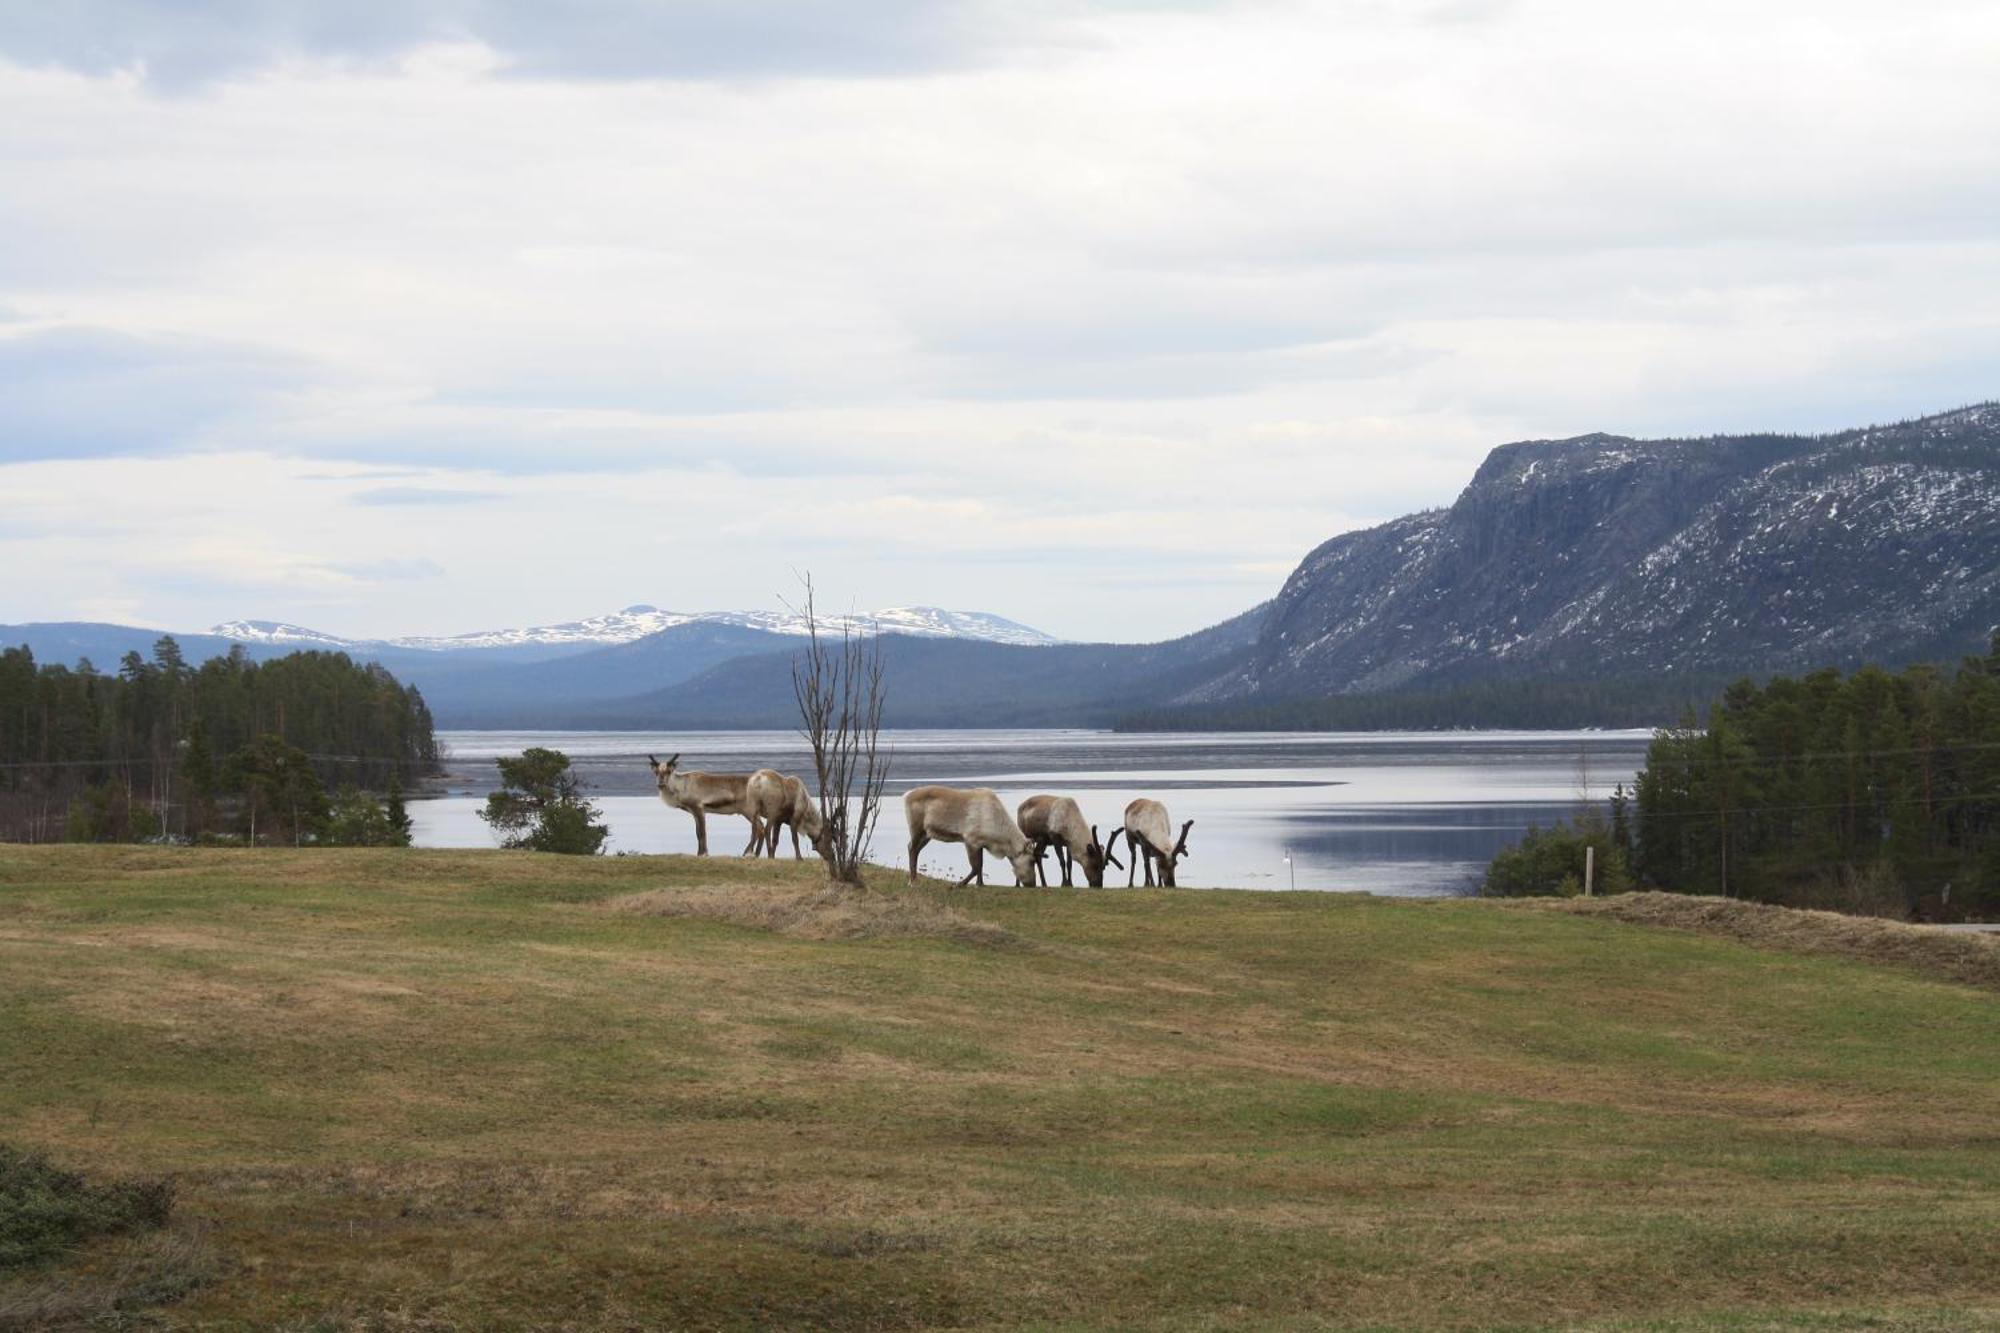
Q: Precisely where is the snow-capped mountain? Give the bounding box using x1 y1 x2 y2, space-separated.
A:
209 605 1060 653
1196 403 2000 701
382 606 696 651
207 620 369 649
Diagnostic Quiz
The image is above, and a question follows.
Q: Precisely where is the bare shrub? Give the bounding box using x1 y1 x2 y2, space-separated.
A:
0 1145 175 1272
0 1223 217 1331
787 575 890 886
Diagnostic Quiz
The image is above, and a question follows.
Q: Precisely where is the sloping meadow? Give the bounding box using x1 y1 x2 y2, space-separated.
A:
1 846 1996 1330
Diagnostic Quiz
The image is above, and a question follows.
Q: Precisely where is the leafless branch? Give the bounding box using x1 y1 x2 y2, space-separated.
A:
786 574 891 885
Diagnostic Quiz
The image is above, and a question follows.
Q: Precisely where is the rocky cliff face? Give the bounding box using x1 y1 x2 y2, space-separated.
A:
1202 404 2000 700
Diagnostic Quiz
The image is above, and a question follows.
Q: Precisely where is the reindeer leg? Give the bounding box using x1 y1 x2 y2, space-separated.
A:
1128 841 1138 887
741 814 762 857
693 808 709 856
790 821 802 860
968 846 985 887
1059 845 1073 888
909 834 928 884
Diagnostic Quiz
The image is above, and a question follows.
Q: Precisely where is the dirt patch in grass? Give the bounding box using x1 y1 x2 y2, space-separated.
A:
1541 892 2000 991
604 881 1017 948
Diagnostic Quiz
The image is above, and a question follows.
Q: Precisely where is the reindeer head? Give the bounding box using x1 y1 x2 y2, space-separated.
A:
1083 825 1124 889
1156 819 1194 887
1007 843 1042 886
797 796 828 846
646 754 681 795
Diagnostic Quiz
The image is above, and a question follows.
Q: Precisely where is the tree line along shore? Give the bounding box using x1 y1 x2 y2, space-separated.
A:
6 631 2000 921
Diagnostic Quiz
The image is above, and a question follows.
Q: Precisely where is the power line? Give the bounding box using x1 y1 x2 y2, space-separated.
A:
1616 735 2000 771
1609 785 2000 826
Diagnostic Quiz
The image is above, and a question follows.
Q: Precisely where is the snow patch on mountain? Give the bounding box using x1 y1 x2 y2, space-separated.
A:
211 605 1061 653
207 620 366 649
1224 402 2000 700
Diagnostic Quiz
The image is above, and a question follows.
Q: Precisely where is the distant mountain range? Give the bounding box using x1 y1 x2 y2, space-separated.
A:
209 604 1059 652
8 404 1997 730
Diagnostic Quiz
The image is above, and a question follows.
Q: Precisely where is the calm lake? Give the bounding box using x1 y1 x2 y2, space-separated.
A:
414 729 1652 896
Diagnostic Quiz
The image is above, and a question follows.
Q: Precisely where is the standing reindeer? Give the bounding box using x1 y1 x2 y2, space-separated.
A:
1122 798 1193 887
746 769 827 860
648 754 763 856
1017 795 1122 888
904 786 1040 886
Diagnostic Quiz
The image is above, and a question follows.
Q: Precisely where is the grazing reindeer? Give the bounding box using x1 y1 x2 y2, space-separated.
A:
746 769 827 860
648 754 762 856
904 786 1040 887
1123 798 1193 887
1017 795 1122 888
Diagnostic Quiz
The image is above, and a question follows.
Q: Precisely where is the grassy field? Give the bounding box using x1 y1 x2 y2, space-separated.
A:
1 846 1996 1331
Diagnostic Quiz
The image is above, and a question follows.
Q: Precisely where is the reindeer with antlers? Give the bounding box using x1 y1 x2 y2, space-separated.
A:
1018 794 1122 888
648 754 764 856
904 785 1041 886
1122 798 1193 887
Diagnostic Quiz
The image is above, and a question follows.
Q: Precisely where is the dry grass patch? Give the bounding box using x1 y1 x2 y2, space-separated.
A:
1540 892 2000 990
0 1223 218 1332
604 879 1017 947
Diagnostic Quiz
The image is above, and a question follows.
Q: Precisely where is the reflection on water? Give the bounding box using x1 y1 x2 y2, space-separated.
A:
413 729 1651 897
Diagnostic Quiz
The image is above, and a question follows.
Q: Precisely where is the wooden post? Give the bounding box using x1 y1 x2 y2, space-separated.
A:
1584 845 1595 897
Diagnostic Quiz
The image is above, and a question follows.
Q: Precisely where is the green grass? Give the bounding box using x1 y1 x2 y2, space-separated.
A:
0 845 1996 1331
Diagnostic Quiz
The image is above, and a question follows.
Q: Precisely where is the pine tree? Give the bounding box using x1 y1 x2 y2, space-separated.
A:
385 774 414 847
181 719 218 839
324 784 396 846
480 748 607 855
227 734 329 847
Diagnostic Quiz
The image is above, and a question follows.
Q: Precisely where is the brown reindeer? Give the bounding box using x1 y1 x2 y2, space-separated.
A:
648 754 762 856
904 785 1040 886
1122 798 1193 887
746 769 827 860
1017 794 1122 888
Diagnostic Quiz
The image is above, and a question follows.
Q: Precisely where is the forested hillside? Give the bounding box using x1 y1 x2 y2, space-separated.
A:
1116 673 1742 731
0 638 437 842
1630 641 2000 920
1193 404 2000 710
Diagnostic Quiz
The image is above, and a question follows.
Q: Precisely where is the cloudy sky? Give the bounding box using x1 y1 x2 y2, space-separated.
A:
2 1 1997 642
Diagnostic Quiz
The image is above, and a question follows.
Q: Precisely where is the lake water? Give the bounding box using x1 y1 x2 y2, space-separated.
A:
413 729 1652 897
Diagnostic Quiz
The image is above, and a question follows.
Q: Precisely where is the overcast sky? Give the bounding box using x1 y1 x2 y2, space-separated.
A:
3 1 1997 643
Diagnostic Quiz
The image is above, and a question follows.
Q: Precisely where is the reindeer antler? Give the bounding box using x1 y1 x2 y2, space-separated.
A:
1173 819 1194 858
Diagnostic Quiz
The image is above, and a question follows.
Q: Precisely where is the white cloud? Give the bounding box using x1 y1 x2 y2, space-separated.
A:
0 1 1131 87
2 0 1997 640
